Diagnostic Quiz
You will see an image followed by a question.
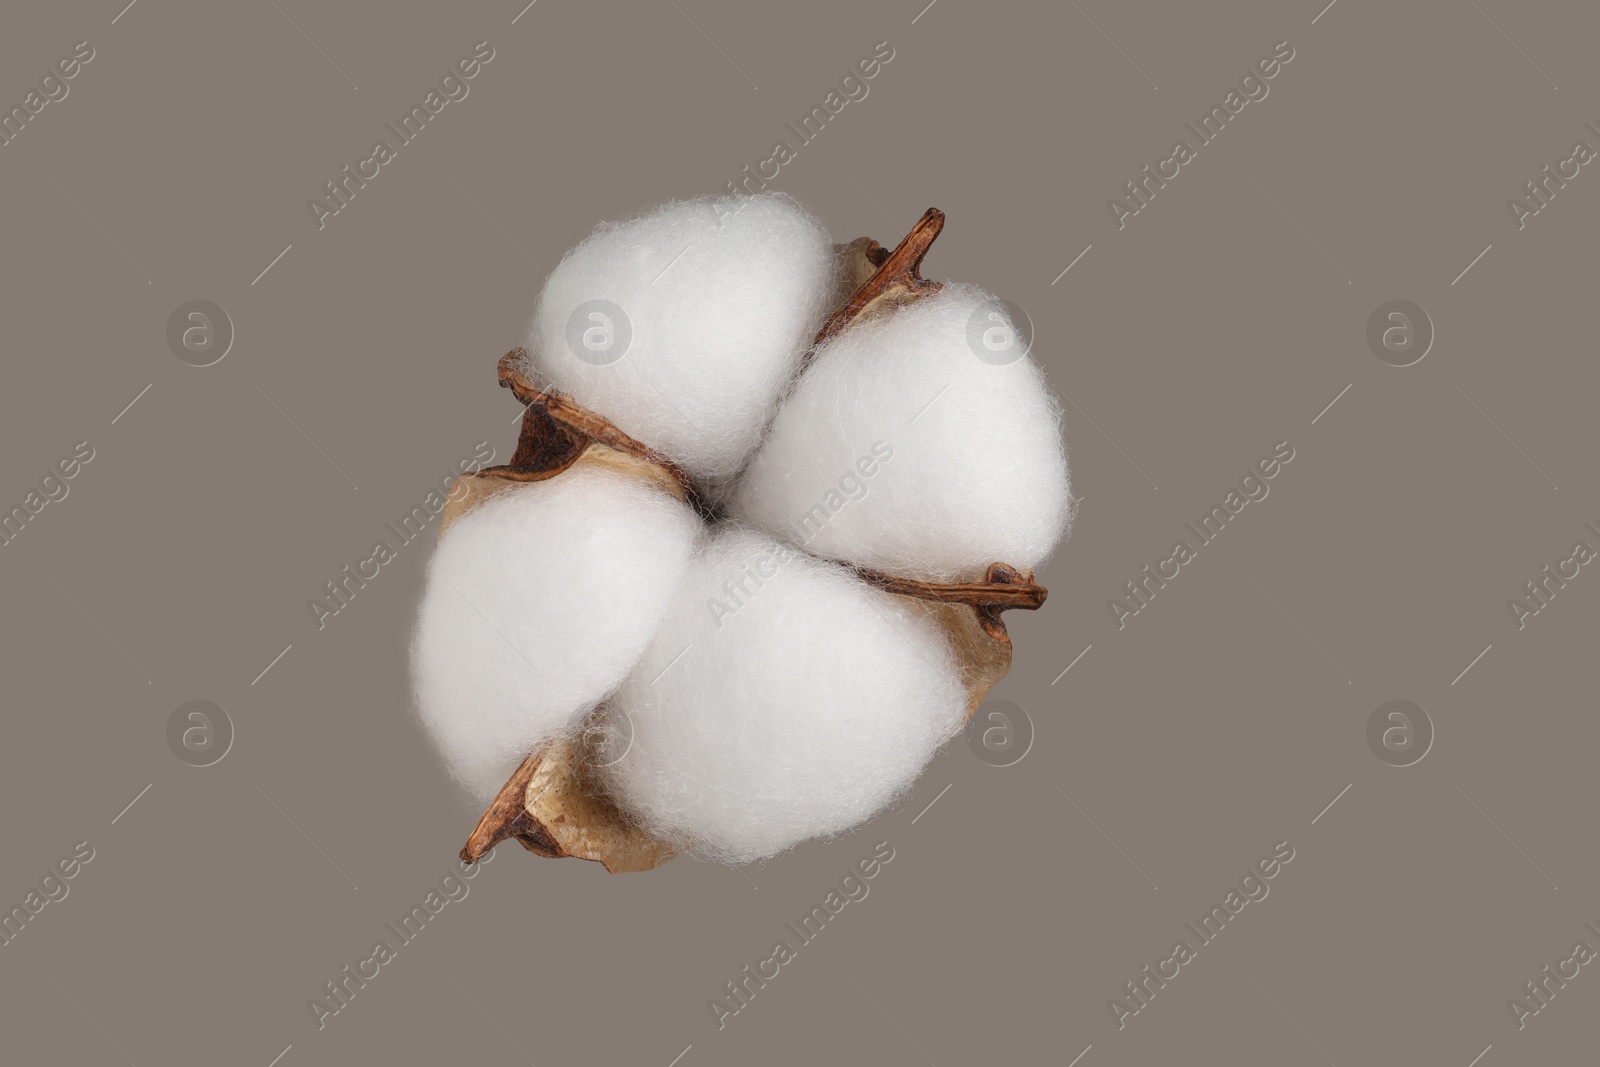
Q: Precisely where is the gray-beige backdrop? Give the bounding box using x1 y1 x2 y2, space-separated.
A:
3 1 1597 1064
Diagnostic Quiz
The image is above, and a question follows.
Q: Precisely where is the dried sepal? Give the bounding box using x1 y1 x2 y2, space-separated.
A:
870 562 1046 715
859 562 1046 641
832 236 891 304
439 382 692 539
499 355 704 506
460 733 679 873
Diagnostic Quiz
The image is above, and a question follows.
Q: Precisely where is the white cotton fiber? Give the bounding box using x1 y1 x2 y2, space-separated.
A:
411 467 701 806
728 284 1072 582
597 527 967 864
523 194 838 485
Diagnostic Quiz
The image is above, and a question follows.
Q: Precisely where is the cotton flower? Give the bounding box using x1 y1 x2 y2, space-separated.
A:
415 201 1071 867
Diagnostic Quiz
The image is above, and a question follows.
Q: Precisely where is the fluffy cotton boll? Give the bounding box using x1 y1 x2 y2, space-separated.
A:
728 284 1072 582
411 467 701 806
524 194 838 486
598 527 967 864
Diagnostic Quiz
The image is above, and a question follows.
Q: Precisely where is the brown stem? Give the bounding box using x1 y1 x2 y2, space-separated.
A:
857 561 1046 642
808 207 944 354
856 561 1046 610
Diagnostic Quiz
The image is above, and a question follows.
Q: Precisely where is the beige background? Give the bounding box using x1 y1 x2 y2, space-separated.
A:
2 1 1597 1064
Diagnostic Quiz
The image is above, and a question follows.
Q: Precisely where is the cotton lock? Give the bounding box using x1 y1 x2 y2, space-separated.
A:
523 193 838 486
729 284 1072 582
411 466 700 805
597 527 968 864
